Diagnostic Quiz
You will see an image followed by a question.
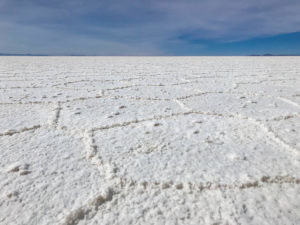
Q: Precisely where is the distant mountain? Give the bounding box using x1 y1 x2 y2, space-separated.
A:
0 53 48 56
249 53 300 56
0 53 90 56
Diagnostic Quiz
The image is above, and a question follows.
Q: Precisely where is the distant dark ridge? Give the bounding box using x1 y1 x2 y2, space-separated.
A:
0 53 89 56
0 53 48 56
249 53 300 56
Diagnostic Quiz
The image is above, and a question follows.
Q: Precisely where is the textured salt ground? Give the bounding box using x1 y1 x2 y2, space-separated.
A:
58 98 185 130
0 87 104 104
92 114 300 183
79 183 300 225
0 56 299 225
0 104 51 134
0 128 106 225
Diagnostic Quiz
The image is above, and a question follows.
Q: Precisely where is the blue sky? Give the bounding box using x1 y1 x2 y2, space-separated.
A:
0 0 300 55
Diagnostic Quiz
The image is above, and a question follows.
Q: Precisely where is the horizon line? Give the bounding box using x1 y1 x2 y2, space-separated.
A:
1 53 300 57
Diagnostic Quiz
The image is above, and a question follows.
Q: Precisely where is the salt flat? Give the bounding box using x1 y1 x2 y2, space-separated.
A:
0 56 299 225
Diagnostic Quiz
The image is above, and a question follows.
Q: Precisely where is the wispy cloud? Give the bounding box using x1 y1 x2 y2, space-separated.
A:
0 0 299 55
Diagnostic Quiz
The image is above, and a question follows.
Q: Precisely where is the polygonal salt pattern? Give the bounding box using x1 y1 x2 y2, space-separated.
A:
0 56 299 225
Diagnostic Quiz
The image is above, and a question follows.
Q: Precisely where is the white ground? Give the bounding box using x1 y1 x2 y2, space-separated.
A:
0 56 299 225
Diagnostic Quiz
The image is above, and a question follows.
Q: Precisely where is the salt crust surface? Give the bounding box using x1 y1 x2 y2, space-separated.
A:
0 56 299 225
